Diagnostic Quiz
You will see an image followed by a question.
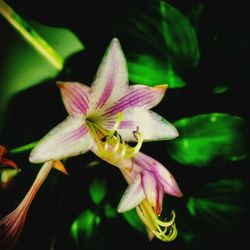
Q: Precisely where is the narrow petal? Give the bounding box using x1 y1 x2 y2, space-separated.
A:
0 161 53 250
141 170 162 214
104 84 167 117
57 82 90 116
115 108 178 142
89 38 129 112
29 117 93 163
134 152 183 197
117 174 145 213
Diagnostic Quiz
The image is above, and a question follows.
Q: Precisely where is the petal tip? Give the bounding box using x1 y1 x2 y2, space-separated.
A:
117 206 124 213
110 37 120 46
154 84 168 92
172 128 179 139
56 81 66 88
29 151 39 163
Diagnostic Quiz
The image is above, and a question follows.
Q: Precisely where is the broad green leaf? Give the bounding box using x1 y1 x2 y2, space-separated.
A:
125 1 200 88
168 113 247 166
128 54 186 88
0 5 84 113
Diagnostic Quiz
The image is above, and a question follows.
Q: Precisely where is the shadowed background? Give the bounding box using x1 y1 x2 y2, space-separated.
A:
0 0 249 249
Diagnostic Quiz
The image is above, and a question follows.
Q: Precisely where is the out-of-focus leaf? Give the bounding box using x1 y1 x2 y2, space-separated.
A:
128 54 186 88
124 1 200 88
186 179 245 229
30 20 84 60
0 17 84 113
122 209 145 233
71 209 100 241
158 1 200 65
89 178 107 205
213 85 229 94
168 113 247 166
104 203 117 218
0 168 19 189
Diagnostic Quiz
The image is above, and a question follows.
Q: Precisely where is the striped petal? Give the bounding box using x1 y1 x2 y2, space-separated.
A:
103 84 167 117
141 170 164 215
154 161 183 197
134 152 182 198
57 82 90 116
29 117 93 163
89 38 129 112
116 108 179 142
117 174 145 213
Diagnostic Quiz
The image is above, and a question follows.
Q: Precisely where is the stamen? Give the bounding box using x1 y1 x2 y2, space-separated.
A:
136 200 177 242
89 112 143 165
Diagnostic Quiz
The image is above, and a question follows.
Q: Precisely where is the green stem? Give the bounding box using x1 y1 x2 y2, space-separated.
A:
9 141 38 154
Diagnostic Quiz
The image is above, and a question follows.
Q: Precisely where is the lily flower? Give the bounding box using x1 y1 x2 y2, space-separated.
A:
0 145 18 169
118 151 182 241
29 38 178 166
0 38 180 247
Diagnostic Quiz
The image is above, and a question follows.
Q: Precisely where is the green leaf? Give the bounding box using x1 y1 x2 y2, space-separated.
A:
89 178 107 205
122 209 145 233
168 113 247 166
186 179 245 229
125 1 200 88
128 54 186 88
71 209 99 241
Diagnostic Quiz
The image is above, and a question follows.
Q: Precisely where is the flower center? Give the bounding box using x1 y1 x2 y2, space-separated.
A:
87 112 143 165
136 200 177 242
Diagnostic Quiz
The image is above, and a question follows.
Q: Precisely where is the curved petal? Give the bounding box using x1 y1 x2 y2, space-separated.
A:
29 117 93 163
117 174 145 213
57 82 90 116
134 152 182 198
89 38 129 112
155 162 183 197
103 84 167 117
116 108 179 142
141 170 163 215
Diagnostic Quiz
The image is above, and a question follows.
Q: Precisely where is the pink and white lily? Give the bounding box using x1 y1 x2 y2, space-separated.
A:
0 38 181 247
29 38 178 165
118 151 182 241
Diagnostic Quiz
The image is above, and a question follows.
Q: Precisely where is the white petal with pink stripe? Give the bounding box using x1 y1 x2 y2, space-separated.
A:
29 116 93 163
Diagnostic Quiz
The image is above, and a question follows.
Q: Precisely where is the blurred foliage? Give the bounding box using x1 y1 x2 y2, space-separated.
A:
0 11 84 113
0 168 19 189
186 179 245 229
122 208 145 233
213 85 229 94
89 178 107 205
104 202 117 218
126 1 200 88
128 54 186 88
168 113 247 166
71 209 100 241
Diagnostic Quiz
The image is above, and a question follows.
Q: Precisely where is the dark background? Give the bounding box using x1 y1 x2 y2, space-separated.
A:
0 0 249 250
